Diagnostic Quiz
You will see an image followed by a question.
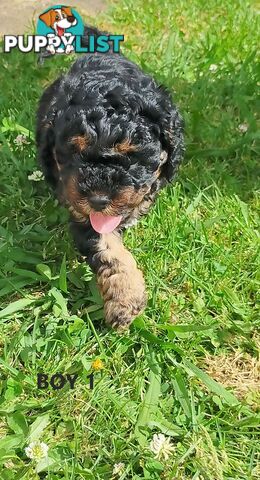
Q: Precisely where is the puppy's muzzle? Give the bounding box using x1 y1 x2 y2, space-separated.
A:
88 194 110 211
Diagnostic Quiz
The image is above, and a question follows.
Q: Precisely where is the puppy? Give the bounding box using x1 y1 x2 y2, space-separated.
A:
36 27 184 330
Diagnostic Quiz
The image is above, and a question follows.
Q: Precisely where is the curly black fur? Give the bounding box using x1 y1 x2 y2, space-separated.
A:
36 26 184 329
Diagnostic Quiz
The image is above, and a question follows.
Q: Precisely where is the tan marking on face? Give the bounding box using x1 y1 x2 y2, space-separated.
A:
114 140 138 154
111 186 150 210
96 233 147 329
64 180 151 220
70 135 89 153
65 175 90 219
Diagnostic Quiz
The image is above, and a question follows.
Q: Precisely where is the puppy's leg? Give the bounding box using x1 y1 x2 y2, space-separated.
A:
70 221 147 330
96 232 147 329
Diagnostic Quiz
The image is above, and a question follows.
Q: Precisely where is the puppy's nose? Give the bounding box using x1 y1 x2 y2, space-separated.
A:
67 15 75 23
89 195 110 211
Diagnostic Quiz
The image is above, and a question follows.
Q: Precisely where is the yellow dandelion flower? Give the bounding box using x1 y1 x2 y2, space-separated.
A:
91 359 104 371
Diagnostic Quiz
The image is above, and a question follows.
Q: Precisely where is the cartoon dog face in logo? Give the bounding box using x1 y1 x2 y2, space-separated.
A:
39 6 77 36
39 6 78 54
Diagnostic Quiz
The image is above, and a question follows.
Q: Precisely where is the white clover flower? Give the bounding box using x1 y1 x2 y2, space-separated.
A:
28 170 44 181
112 462 125 475
149 433 175 460
14 134 30 146
209 64 218 72
237 123 248 133
25 441 49 461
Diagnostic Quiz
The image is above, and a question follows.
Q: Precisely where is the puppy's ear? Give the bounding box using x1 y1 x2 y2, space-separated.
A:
158 107 184 185
39 9 54 27
61 6 73 17
36 79 63 189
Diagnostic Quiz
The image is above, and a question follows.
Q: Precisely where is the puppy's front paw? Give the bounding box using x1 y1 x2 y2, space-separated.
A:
96 233 147 330
101 269 147 330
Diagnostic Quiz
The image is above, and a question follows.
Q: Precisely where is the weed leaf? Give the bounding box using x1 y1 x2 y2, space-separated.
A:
183 360 239 406
135 354 161 446
27 414 50 443
0 298 36 321
59 254 67 293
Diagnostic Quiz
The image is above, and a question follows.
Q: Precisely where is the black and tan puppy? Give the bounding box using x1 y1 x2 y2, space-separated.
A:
36 27 184 330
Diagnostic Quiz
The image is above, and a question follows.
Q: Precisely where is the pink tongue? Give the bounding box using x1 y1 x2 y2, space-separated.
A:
57 26 64 36
89 212 122 234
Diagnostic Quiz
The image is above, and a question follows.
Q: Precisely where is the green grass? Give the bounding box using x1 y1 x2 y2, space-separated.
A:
0 0 259 478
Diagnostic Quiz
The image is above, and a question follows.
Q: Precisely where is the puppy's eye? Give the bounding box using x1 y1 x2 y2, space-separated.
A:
55 15 59 20
61 13 66 18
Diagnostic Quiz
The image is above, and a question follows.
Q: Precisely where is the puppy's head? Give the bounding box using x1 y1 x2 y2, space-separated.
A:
39 81 184 233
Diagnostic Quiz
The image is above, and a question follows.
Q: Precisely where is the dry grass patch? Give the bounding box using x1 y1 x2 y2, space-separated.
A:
204 350 260 401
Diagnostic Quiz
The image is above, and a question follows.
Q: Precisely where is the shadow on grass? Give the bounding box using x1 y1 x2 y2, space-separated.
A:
171 58 259 200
